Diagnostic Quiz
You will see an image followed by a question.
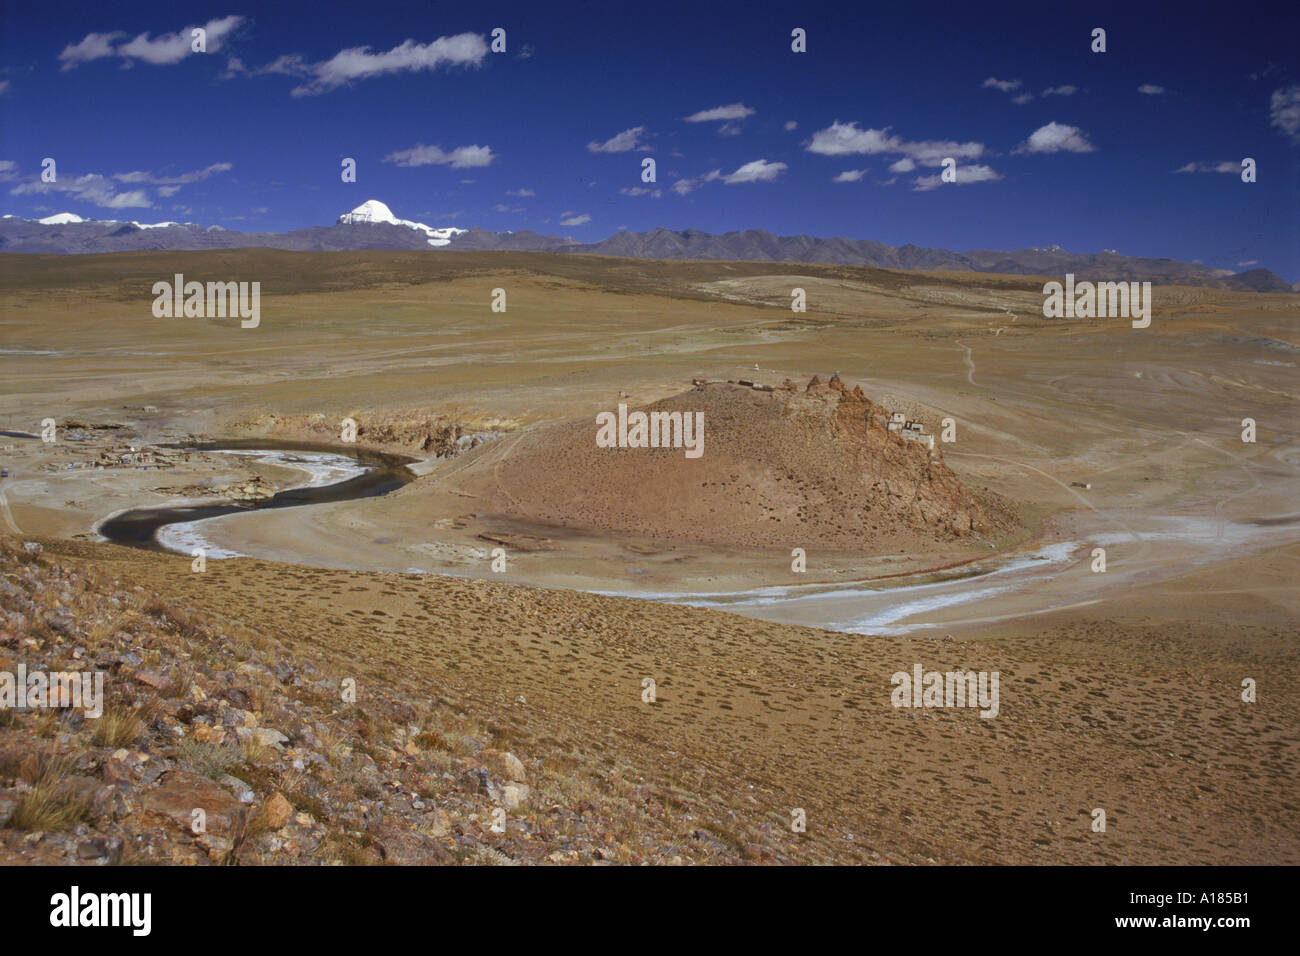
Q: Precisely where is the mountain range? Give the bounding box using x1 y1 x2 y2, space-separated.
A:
1 200 1293 292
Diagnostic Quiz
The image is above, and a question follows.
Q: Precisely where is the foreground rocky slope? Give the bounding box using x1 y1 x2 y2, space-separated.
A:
0 539 769 865
4 533 1297 866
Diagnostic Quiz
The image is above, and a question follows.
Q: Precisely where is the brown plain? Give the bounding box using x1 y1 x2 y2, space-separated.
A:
1 249 1296 863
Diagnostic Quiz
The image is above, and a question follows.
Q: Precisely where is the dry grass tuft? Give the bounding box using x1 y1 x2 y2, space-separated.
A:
90 703 149 748
9 759 90 832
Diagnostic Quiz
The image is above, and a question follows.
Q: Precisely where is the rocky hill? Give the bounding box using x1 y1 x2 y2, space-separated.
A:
413 376 1013 551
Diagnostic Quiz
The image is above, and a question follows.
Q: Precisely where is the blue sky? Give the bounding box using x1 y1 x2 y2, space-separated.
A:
2 0 1298 278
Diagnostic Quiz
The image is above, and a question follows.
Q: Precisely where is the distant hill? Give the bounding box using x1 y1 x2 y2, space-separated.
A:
0 203 1291 293
1227 267 1296 293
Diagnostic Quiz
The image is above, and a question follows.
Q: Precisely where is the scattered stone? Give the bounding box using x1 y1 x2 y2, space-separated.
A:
192 723 226 744
134 669 173 692
502 783 531 811
478 749 527 783
218 775 255 804
76 837 115 861
142 769 245 834
262 792 293 830
0 789 19 827
235 727 289 749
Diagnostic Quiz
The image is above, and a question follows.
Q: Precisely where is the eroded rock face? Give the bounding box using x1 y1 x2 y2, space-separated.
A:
227 411 517 458
223 476 275 502
820 378 987 537
162 474 275 502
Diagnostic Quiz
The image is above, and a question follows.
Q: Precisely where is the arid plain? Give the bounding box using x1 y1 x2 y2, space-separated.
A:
2 249 1297 864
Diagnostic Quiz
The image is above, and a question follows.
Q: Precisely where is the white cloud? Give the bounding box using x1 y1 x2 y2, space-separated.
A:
1017 121 1095 154
1269 85 1300 142
505 188 535 197
60 17 243 69
889 157 915 173
255 54 310 77
1043 85 1078 96
288 33 488 96
718 123 742 136
493 203 524 213
587 126 651 153
1175 161 1241 174
672 169 723 195
808 121 901 156
912 163 1002 191
899 137 981 163
384 144 495 168
982 77 1020 92
784 120 798 131
1237 260 1258 267
721 159 787 184
113 162 232 185
807 121 983 167
620 186 662 197
1012 93 1033 105
832 169 868 182
12 171 153 208
0 80 9 96
1138 83 1165 95
560 213 591 226
684 102 755 123
59 31 124 69
0 160 17 181
120 16 243 65
99 190 153 208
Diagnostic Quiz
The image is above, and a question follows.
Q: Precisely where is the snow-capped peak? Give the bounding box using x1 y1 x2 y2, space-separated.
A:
338 199 400 225
337 199 466 247
38 212 85 225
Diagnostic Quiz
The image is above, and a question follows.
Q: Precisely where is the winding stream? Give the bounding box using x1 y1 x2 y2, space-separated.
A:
96 442 1296 635
98 441 416 553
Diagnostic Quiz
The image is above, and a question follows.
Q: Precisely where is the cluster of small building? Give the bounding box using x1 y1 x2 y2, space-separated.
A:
99 446 189 469
43 446 188 473
885 411 936 450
